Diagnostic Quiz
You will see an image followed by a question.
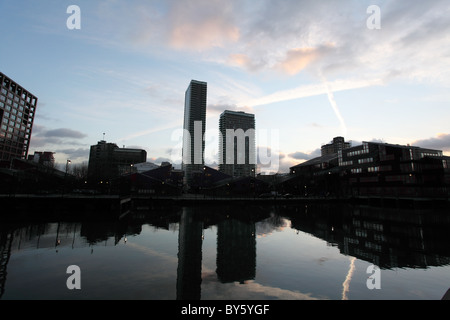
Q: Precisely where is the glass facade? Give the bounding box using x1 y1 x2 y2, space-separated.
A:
182 80 207 187
218 110 256 177
0 72 37 161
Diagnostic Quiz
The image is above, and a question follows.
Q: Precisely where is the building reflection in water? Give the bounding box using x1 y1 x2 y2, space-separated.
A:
283 204 450 269
176 207 204 300
1 203 450 299
216 216 256 284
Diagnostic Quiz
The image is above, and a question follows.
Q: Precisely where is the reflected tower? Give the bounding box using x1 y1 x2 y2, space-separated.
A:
0 231 13 298
176 207 204 300
216 218 256 283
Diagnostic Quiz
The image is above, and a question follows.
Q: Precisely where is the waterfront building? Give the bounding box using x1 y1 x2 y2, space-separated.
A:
0 72 37 161
182 80 207 188
321 136 351 156
129 162 183 195
337 141 449 198
288 139 450 198
87 140 147 183
218 110 256 178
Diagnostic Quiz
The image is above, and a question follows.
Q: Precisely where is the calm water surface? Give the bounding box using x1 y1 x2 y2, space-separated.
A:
1 203 449 300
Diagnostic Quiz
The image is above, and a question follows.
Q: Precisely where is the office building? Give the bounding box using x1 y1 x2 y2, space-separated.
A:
219 110 256 177
87 140 147 183
288 138 450 198
0 72 37 161
182 80 207 187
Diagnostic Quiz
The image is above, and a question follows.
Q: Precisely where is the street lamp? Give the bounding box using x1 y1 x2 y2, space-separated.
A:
64 160 71 195
65 159 71 175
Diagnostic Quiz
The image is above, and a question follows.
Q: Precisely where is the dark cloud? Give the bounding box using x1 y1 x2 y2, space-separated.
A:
42 128 87 139
56 148 90 161
412 134 450 152
149 157 172 165
288 149 321 161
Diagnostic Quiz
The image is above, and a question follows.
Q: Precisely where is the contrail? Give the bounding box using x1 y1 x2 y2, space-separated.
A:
324 80 348 137
342 257 356 300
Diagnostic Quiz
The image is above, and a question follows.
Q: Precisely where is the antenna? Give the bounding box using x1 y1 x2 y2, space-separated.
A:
102 132 105 141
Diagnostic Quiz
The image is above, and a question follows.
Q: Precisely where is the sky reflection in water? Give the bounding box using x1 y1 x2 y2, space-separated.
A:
1 203 450 300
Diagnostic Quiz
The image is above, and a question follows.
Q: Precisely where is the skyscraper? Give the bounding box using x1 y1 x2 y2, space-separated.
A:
182 80 207 187
0 72 37 161
219 110 256 177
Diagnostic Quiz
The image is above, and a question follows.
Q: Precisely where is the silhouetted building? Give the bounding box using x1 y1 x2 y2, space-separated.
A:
87 140 147 183
219 110 256 178
338 141 449 198
125 163 184 195
190 166 270 197
28 151 55 167
182 80 207 188
0 157 68 194
321 136 351 156
288 140 450 198
0 72 37 161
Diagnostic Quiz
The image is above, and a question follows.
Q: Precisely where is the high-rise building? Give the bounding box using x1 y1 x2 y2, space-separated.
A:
219 110 256 177
182 80 207 187
0 72 37 161
87 140 147 182
321 136 351 156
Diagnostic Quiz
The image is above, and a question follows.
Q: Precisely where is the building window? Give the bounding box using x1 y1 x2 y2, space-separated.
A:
351 168 362 174
358 157 373 164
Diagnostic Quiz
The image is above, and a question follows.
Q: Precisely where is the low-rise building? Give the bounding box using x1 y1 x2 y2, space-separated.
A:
288 139 450 199
87 140 147 183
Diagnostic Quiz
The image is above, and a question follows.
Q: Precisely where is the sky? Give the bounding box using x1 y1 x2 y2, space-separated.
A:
1 0 450 173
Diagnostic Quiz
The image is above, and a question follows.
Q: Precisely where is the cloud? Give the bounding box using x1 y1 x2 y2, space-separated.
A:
411 133 450 152
87 1 450 89
41 128 87 139
276 45 334 75
149 157 172 165
289 149 321 161
228 53 267 73
56 148 90 161
166 0 240 51
207 103 254 117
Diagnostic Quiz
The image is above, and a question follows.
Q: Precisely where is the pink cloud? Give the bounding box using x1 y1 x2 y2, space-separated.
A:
167 0 240 51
